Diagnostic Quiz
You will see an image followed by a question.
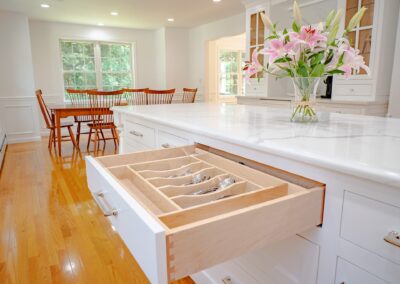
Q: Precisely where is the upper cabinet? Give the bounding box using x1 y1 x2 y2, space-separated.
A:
333 0 399 102
345 0 374 75
243 0 270 95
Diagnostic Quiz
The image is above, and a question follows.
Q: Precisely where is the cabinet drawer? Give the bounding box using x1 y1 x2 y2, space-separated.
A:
158 131 189 149
198 261 262 284
341 191 400 265
86 145 325 284
335 258 387 284
335 84 372 96
124 121 155 148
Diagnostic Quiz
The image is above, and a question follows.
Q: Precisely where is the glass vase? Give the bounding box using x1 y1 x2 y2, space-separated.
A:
290 77 322 123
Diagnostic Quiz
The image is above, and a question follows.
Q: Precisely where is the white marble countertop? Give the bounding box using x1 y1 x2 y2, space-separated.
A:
237 95 388 105
113 103 400 188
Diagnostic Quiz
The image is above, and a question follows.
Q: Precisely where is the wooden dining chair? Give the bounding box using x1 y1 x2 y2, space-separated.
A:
182 88 197 103
145 89 175 105
123 88 149 105
86 90 123 153
35 90 77 152
66 88 96 146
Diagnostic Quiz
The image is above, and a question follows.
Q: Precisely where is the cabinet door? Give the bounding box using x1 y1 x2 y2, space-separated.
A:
345 0 375 75
335 258 387 284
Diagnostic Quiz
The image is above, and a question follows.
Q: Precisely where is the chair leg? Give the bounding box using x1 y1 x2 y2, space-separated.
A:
94 129 99 154
76 122 81 146
48 129 53 149
53 129 57 150
111 129 117 149
87 128 93 150
67 126 78 149
100 129 106 146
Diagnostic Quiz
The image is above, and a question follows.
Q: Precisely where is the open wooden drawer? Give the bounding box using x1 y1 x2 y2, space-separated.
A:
85 145 325 284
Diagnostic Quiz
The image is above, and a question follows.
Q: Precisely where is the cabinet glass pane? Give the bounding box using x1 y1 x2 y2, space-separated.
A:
250 13 257 46
348 31 356 47
345 6 358 28
258 12 265 45
358 28 372 74
360 0 374 27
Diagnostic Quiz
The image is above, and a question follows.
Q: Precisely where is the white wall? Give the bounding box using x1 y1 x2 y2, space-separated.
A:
389 9 400 118
188 13 246 100
0 10 41 143
154 28 167 89
29 20 162 100
165 28 189 91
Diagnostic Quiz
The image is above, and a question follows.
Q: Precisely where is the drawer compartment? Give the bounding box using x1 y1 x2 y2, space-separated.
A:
158 130 189 149
341 191 400 265
124 120 156 147
335 257 387 284
86 145 325 283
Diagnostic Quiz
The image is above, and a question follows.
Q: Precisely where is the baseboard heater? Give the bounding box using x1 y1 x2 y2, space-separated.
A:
0 133 7 172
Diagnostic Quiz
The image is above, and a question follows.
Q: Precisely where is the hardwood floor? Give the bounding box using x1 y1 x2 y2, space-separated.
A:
0 139 195 284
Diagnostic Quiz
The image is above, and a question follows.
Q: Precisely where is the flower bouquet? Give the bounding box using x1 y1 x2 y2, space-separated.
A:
244 1 369 122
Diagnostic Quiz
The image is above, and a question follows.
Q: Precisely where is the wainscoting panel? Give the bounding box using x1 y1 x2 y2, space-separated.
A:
0 96 41 144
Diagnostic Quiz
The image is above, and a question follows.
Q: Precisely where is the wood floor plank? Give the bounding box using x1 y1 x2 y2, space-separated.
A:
0 139 195 284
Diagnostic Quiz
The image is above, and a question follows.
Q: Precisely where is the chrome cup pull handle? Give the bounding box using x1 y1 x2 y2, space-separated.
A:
221 276 232 284
129 130 143 137
384 230 400 248
93 192 118 217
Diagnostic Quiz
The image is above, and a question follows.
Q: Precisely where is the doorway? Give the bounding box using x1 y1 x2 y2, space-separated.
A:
206 33 246 103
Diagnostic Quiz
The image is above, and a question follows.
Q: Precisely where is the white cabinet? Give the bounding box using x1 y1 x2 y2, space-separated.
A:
333 0 400 102
335 258 387 284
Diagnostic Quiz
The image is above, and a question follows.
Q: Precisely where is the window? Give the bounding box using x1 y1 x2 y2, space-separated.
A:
218 50 246 96
60 40 134 96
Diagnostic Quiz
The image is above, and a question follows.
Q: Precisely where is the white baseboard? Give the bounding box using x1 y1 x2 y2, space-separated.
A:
7 136 41 144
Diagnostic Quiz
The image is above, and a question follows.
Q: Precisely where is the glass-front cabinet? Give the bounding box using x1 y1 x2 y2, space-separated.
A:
333 0 399 103
345 0 374 75
244 0 269 95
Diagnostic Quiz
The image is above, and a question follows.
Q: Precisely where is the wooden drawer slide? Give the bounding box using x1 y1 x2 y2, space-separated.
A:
86 145 325 283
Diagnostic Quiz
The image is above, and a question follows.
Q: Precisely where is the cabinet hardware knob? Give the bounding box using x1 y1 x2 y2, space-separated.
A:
384 230 400 248
349 88 355 92
161 143 172 148
221 276 232 284
129 130 143 137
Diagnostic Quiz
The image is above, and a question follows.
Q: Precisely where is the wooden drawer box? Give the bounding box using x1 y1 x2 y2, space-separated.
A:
124 120 156 148
86 145 325 283
341 191 400 265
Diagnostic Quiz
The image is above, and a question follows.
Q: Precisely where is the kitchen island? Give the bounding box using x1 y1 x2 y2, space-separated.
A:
87 103 400 284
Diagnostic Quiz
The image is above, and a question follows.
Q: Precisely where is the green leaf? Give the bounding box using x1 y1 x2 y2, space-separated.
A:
296 62 308 77
292 21 300 33
311 64 325 77
311 52 325 66
283 28 288 35
327 69 345 75
274 57 292 63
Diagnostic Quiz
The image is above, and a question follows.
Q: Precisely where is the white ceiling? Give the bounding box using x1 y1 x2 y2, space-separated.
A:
0 0 245 29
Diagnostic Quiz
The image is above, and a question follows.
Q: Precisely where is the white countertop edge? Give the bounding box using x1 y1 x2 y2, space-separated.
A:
114 107 400 188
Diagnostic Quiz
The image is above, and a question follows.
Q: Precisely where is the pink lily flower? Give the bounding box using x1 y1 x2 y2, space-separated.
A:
261 38 298 64
291 26 327 50
244 49 263 80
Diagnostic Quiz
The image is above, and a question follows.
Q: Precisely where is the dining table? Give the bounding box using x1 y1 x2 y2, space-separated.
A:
49 103 126 156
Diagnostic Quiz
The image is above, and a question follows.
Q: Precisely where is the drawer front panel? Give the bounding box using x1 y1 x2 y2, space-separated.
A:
335 84 372 96
341 191 400 265
124 139 150 153
158 130 189 149
124 121 156 148
86 157 168 284
335 258 387 284
236 235 319 284
202 261 263 284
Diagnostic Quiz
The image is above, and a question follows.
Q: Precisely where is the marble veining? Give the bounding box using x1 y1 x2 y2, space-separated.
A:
113 103 400 187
